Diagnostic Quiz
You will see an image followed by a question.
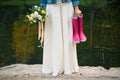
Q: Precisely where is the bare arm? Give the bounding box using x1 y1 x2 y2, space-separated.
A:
74 6 82 16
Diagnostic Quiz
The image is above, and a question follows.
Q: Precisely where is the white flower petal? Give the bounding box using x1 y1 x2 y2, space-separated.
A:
34 11 39 17
34 5 37 8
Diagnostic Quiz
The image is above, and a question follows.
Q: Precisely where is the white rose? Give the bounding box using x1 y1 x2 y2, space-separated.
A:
38 15 42 20
34 11 39 17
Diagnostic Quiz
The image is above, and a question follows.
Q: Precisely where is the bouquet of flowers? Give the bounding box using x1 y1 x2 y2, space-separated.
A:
26 5 47 24
26 5 48 47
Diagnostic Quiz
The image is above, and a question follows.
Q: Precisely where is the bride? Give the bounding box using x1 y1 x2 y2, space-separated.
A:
40 0 82 77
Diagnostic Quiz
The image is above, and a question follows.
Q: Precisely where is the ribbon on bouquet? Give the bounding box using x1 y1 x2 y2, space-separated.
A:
38 21 44 47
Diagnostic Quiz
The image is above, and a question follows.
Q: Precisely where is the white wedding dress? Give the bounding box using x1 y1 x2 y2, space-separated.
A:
42 0 79 76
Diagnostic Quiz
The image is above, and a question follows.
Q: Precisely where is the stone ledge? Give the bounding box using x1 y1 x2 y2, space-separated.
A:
0 64 120 80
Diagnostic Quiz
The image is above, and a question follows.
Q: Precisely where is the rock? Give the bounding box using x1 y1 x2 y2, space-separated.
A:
0 64 120 80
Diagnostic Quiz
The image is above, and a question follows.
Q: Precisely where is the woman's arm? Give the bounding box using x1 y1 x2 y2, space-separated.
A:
72 0 82 16
74 6 82 16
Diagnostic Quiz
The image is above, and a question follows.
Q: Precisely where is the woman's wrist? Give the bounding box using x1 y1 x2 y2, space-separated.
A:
74 6 82 16
74 6 79 11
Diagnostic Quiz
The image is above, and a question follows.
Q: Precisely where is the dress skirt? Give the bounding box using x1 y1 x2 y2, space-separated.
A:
42 2 79 75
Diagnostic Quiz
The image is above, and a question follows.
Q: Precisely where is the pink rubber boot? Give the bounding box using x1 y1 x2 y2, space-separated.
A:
79 15 87 42
72 16 80 43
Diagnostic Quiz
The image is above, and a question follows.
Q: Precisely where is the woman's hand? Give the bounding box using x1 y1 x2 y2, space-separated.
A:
74 6 82 16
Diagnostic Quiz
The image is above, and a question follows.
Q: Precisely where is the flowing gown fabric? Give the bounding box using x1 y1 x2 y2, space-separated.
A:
42 0 79 75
